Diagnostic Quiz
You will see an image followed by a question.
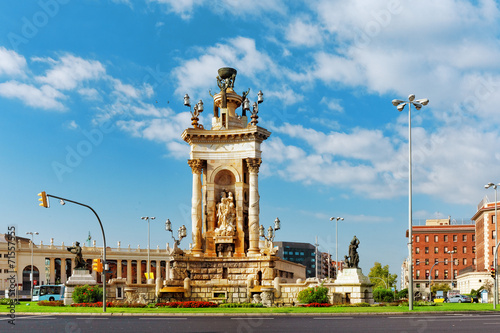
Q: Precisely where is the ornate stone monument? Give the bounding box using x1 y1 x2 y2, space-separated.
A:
63 241 97 305
158 68 305 302
333 236 374 304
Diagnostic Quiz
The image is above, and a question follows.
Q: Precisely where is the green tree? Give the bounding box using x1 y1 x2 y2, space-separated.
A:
373 287 394 302
368 262 397 289
430 282 451 296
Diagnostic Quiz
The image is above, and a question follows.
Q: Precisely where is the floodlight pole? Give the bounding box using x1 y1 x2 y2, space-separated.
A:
392 95 429 311
46 194 107 312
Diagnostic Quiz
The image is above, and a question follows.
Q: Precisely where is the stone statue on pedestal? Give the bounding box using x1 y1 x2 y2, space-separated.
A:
346 236 360 268
67 241 87 269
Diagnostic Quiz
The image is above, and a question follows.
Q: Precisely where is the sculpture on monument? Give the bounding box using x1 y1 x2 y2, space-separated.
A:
67 241 87 269
346 235 360 268
214 190 236 236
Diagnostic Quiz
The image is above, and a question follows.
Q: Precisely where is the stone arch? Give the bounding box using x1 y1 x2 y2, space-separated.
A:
209 165 241 184
22 265 39 291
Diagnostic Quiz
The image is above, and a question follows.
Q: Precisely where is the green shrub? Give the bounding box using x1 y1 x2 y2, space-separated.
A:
37 300 64 306
72 285 102 304
373 287 394 302
297 284 329 304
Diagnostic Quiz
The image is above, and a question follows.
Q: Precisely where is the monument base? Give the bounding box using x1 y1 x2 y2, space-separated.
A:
63 269 98 306
333 268 374 304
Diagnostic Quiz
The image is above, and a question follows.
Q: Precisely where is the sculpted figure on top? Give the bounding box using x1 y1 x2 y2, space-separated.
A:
214 190 236 236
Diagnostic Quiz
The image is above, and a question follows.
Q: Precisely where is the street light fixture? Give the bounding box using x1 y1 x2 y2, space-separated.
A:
259 217 281 243
447 250 456 289
141 216 155 283
330 217 344 278
392 94 429 311
165 219 187 246
485 182 500 308
26 231 39 300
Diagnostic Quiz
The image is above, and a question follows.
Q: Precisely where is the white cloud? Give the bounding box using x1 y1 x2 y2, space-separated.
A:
0 81 65 110
0 47 27 77
320 97 343 112
36 54 106 90
285 19 323 47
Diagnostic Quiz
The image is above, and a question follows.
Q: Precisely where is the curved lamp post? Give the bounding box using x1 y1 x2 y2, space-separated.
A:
259 217 281 243
392 94 429 311
485 182 500 308
26 231 39 300
330 217 344 278
165 219 187 246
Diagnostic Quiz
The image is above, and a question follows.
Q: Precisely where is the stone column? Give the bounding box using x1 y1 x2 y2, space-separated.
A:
61 258 67 283
188 159 205 255
127 260 132 284
117 260 122 279
246 158 262 256
155 261 161 281
137 261 142 284
49 257 55 284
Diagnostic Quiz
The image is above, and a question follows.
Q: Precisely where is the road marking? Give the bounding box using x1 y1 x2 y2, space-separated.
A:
139 318 187 320
76 318 109 320
231 318 274 320
314 317 353 320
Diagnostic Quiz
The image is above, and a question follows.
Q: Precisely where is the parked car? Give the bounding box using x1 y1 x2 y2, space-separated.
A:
446 294 471 303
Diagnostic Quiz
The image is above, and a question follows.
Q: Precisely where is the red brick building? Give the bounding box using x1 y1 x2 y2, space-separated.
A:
471 200 498 272
406 218 475 298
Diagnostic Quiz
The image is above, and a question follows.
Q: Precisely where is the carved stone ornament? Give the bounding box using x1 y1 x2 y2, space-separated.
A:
187 159 206 174
246 158 262 173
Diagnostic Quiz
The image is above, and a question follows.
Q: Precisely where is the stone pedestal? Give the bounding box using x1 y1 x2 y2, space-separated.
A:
333 268 374 304
63 269 98 305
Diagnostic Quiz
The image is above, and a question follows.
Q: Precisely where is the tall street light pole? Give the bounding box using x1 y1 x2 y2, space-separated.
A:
447 250 456 289
392 94 429 311
485 182 499 308
26 231 38 299
141 216 156 283
330 217 344 278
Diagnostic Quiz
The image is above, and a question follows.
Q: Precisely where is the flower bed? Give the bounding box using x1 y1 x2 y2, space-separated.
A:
71 302 113 307
37 300 64 307
299 303 332 307
155 301 218 308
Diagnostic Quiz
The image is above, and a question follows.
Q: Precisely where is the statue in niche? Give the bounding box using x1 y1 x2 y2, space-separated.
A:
215 190 236 236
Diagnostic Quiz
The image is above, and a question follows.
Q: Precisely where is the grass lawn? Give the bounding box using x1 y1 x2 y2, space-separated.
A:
1 302 499 314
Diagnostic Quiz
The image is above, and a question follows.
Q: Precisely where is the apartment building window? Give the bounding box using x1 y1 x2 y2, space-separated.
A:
444 246 448 253
416 235 420 242
416 259 420 265
453 270 457 279
425 270 429 278
453 235 457 242
434 258 439 264
425 235 429 242
435 270 439 278
444 258 448 265
425 259 429 265
472 235 475 242
425 247 429 254
463 246 467 254
444 270 448 278
434 235 438 242
444 235 448 242
416 247 420 254
453 246 457 253
416 283 421 288
416 270 420 278
493 215 496 224
473 258 476 265
434 247 438 254
462 235 467 242
454 258 458 266
493 246 496 255
463 258 467 265
472 246 476 253
493 230 497 239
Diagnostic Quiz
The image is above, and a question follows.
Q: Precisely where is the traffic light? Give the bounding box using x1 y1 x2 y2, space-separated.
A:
92 258 103 273
38 191 49 208
492 268 496 279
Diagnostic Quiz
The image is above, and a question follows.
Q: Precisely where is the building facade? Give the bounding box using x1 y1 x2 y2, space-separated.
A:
405 218 476 298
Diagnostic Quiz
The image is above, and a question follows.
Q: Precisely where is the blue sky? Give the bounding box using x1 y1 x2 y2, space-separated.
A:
1 0 500 282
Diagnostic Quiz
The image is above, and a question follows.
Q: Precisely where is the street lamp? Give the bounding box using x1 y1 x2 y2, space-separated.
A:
447 250 456 288
259 217 281 243
392 94 429 311
141 216 155 283
26 231 39 299
330 217 344 278
243 90 264 126
165 219 187 246
485 182 500 308
184 94 204 128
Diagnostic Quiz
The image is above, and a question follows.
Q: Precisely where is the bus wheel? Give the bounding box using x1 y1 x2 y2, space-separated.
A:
49 297 55 301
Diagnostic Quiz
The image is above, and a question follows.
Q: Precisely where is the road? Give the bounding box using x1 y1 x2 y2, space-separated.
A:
2 313 500 332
